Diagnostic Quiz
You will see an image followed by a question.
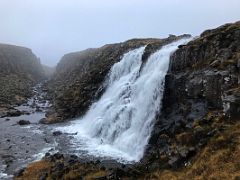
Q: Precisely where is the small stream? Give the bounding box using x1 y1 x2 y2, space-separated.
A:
0 84 58 179
0 83 114 179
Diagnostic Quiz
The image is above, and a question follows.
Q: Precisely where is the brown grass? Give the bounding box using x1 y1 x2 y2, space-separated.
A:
145 121 240 180
15 159 108 180
14 160 52 180
84 171 107 180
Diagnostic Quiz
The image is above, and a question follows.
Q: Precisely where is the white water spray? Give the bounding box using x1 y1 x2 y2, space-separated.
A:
58 38 190 162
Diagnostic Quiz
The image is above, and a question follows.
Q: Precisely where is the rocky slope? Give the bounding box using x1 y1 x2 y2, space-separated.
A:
43 35 190 123
0 44 45 115
145 21 240 171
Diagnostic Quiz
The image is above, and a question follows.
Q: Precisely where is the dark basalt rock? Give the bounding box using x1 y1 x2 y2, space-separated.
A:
52 131 63 136
145 21 240 168
0 107 22 118
162 20 240 123
18 120 31 125
14 168 26 177
7 109 22 117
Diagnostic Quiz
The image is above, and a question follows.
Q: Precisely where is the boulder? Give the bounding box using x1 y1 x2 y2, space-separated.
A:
52 131 63 136
18 120 31 125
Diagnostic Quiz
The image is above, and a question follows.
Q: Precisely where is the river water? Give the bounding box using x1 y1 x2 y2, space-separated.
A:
0 83 115 179
0 84 58 179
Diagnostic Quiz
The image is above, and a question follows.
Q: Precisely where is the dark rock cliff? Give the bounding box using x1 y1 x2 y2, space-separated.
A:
0 44 45 107
45 35 190 123
146 21 240 169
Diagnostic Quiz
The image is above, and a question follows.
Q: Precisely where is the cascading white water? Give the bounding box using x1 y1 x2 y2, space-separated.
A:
58 38 190 162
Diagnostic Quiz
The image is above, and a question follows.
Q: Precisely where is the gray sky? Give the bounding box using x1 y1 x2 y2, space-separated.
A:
0 0 239 67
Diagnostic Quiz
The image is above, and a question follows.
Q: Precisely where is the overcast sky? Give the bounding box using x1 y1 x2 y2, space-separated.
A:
0 0 239 67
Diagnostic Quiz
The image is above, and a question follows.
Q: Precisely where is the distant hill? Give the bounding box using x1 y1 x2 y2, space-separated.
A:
42 64 55 78
0 43 45 106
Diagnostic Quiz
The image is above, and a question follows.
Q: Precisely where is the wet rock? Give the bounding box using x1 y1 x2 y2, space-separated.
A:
52 131 63 136
22 111 31 115
17 120 31 125
51 153 64 161
70 154 78 159
0 111 7 118
42 88 48 92
223 89 240 119
2 155 15 166
36 106 42 112
14 168 26 177
68 155 78 165
39 118 47 124
39 112 62 124
45 152 51 157
5 118 10 121
7 109 22 117
44 138 50 143
65 132 78 135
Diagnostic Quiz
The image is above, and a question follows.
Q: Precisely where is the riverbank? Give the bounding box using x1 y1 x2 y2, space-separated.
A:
0 84 57 179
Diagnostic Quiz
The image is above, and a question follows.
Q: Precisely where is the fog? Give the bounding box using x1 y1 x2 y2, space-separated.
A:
0 0 239 67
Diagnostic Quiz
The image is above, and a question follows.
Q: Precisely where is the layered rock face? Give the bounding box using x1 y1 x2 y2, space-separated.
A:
46 35 190 123
164 21 240 127
146 21 240 168
0 44 45 107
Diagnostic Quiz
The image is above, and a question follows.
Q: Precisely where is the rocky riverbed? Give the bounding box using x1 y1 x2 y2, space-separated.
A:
0 84 128 179
0 84 57 179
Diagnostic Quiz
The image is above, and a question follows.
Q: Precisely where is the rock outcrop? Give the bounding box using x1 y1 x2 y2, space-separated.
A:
146 21 240 169
0 44 45 107
46 35 190 123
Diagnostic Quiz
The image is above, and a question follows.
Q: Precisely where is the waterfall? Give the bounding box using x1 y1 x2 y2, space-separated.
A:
58 38 190 162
